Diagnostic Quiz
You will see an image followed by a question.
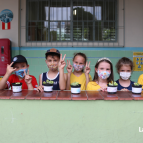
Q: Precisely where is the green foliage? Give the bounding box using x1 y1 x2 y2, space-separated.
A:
73 7 93 21
43 81 46 84
102 28 115 41
71 82 79 86
15 82 21 84
50 31 57 41
109 81 118 86
43 80 54 84
134 83 141 86
49 80 54 84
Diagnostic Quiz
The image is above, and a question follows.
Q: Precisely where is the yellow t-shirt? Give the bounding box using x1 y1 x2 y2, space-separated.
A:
70 73 92 90
0 77 2 81
86 81 101 91
138 74 143 89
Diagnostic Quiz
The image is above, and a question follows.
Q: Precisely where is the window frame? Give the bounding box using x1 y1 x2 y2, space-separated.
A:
26 0 117 42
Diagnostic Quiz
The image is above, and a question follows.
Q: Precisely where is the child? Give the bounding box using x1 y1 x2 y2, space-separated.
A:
116 57 134 91
0 55 38 90
37 48 67 91
66 52 92 90
138 75 143 89
86 57 114 91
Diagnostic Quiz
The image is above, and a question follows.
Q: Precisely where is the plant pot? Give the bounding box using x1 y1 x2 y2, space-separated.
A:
132 84 142 94
71 84 81 94
12 83 22 92
43 83 53 92
107 84 117 94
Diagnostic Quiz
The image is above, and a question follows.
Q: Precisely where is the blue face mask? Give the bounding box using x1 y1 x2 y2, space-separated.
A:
15 68 28 78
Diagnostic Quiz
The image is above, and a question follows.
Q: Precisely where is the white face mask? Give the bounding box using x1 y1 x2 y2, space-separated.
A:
120 72 131 80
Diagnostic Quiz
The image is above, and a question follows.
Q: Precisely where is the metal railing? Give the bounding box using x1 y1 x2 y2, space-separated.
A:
19 0 125 47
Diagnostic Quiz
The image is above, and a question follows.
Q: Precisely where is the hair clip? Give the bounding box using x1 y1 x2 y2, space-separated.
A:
97 57 111 63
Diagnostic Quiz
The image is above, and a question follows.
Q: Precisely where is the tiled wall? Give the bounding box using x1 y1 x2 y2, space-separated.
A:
12 48 143 85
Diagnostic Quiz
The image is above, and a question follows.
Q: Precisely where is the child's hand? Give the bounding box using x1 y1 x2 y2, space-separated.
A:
37 85 44 92
84 61 91 74
58 54 66 70
121 88 129 91
66 60 73 74
6 62 16 75
24 70 32 84
100 87 107 92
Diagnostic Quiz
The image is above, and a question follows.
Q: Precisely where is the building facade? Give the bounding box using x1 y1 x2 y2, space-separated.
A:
0 0 143 83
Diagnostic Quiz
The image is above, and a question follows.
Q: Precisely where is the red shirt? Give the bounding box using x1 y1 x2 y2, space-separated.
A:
6 74 38 90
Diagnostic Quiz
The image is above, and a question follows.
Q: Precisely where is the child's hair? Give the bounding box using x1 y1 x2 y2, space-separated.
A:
73 52 87 63
45 53 60 59
93 58 114 83
116 57 133 72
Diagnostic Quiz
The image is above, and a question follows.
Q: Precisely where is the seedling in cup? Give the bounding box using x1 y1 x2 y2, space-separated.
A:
107 81 118 94
12 82 22 92
71 82 81 94
43 80 54 92
132 83 142 94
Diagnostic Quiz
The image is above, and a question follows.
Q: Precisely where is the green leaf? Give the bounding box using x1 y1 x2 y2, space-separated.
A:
134 83 141 86
43 81 46 84
71 82 79 86
15 82 20 84
109 81 118 86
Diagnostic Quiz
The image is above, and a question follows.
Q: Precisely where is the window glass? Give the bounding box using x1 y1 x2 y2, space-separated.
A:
27 0 116 42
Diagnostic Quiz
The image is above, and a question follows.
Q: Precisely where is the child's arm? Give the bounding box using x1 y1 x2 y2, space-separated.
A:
59 54 66 90
37 74 44 92
138 75 143 88
39 74 42 86
59 69 66 90
0 62 16 90
66 60 73 90
24 70 34 90
84 61 91 88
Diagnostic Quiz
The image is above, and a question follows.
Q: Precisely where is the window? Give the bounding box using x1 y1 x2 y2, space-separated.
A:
27 0 116 42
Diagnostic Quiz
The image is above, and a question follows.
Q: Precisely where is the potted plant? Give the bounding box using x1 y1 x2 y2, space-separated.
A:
107 81 118 94
71 82 81 94
12 82 22 92
43 80 54 92
132 83 142 94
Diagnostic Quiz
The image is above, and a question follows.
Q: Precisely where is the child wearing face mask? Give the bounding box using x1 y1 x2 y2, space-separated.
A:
0 55 38 90
86 57 114 91
66 53 92 90
37 48 67 91
116 57 134 91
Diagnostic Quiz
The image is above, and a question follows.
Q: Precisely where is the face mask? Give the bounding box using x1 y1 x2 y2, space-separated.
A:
47 63 58 71
73 63 84 71
120 72 131 80
97 70 111 79
15 68 28 78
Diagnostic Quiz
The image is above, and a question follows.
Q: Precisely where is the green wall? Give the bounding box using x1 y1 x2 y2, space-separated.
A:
0 100 143 143
12 49 143 84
